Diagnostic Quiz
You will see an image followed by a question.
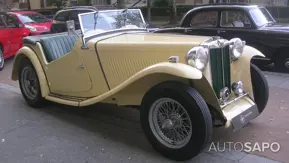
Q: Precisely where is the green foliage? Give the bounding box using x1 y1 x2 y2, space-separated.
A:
76 0 91 5
152 0 169 7
116 0 126 9
47 0 68 9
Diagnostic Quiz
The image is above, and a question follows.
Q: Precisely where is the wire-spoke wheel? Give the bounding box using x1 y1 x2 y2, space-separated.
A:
0 48 4 71
141 81 213 161
149 98 192 149
19 59 46 108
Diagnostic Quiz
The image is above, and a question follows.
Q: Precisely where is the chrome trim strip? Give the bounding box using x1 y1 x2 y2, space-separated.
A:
220 92 249 109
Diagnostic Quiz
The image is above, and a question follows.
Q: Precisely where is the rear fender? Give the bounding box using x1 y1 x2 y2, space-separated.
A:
12 46 50 97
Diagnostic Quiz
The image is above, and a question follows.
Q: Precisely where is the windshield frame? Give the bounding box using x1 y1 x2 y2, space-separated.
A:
78 9 147 41
248 7 276 27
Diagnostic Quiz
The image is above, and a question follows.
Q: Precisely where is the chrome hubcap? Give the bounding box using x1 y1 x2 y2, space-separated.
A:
20 67 38 99
149 98 192 149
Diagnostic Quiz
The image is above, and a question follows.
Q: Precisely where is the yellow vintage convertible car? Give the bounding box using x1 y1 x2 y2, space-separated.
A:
11 9 269 161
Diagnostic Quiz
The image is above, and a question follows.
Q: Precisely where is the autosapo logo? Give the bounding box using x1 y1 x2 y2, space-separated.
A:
208 142 281 153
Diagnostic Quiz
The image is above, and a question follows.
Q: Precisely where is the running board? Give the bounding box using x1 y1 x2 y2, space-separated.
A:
45 93 90 107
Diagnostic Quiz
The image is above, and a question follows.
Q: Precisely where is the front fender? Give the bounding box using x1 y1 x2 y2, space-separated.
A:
231 45 265 99
139 62 202 80
12 46 50 97
79 62 202 106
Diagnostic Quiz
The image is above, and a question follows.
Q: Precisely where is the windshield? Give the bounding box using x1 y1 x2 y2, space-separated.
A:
249 7 275 26
79 9 146 37
18 13 49 24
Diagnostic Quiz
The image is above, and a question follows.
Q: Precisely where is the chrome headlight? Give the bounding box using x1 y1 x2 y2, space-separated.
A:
229 38 245 61
186 46 209 70
232 81 244 96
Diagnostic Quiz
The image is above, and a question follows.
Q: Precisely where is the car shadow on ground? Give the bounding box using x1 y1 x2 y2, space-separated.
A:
31 99 235 157
33 101 166 158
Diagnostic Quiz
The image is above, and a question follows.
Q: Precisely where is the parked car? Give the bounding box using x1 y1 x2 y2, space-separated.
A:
0 11 30 71
8 11 52 35
154 3 289 71
12 8 269 161
50 6 98 33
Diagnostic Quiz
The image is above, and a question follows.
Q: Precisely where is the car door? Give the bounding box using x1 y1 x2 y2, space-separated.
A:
217 9 255 42
185 10 219 37
2 14 24 54
0 14 11 57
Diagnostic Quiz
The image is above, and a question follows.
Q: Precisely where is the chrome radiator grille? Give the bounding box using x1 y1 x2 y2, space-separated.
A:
209 46 231 98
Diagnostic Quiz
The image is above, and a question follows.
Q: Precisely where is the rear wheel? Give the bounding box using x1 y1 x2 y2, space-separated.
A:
250 63 269 114
0 48 4 71
19 59 46 108
140 81 213 161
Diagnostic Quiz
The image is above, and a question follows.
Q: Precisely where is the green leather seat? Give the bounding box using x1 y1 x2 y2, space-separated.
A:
39 34 78 63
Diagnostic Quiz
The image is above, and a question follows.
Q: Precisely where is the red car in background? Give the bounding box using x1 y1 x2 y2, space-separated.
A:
8 11 52 36
0 12 30 71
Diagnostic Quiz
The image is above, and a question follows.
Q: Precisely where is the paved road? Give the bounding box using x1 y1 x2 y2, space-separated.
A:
0 58 288 163
0 83 283 163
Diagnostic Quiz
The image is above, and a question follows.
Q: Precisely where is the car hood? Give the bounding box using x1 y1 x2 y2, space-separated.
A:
261 23 289 32
95 32 210 47
26 22 52 32
93 32 211 88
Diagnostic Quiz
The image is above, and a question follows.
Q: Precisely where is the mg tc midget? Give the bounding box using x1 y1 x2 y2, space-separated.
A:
11 8 269 161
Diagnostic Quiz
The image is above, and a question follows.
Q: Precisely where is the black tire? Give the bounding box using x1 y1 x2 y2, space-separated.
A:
140 81 213 161
19 58 46 108
274 52 289 72
0 47 4 71
250 63 269 114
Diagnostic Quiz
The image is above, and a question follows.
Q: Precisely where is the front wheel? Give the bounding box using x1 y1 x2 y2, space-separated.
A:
0 48 4 71
19 59 46 108
250 63 269 114
140 81 213 161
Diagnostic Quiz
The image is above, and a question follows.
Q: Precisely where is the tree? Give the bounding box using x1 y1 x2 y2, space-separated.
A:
77 0 91 5
168 0 177 24
116 0 126 9
27 0 31 10
47 0 68 9
147 0 151 22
